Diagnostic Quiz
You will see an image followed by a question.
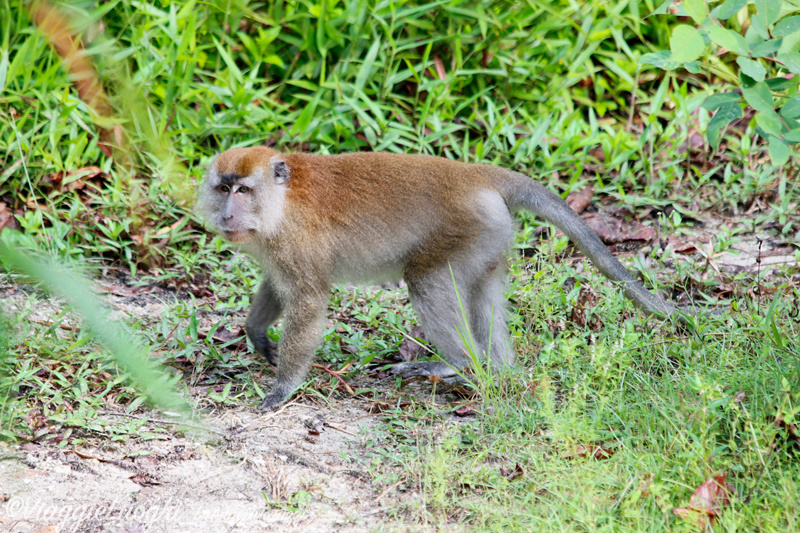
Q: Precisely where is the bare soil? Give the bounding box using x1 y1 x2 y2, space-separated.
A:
0 400 442 533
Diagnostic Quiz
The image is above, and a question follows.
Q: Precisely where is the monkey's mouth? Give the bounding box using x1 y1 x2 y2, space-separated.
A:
222 229 256 242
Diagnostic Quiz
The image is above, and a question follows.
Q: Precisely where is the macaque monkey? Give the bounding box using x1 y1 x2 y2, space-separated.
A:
198 147 679 410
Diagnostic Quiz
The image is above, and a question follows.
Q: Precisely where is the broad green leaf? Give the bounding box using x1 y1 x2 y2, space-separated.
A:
640 50 681 70
777 52 800 74
740 77 775 113
706 103 742 150
706 25 749 55
780 96 800 119
755 110 783 137
650 0 673 16
685 61 702 73
683 0 707 24
784 129 800 142
713 0 748 20
737 57 767 81
751 38 783 57
702 92 742 110
766 77 795 91
671 25 706 63
768 137 790 165
751 13 769 40
755 0 780 25
773 16 800 37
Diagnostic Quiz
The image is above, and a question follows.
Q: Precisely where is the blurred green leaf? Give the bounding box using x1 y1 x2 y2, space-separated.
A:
781 96 800 119
706 102 742 150
750 38 782 57
777 52 800 74
773 15 800 37
768 136 790 165
683 0 707 24
0 243 192 416
736 57 767 82
713 0 748 20
755 0 780 26
706 25 749 55
701 92 741 110
640 50 681 70
670 25 706 63
740 77 775 113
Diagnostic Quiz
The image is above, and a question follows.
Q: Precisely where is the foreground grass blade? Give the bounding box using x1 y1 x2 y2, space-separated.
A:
0 242 192 417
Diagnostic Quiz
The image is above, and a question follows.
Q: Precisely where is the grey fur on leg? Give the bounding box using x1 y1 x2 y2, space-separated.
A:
246 281 284 366
467 257 515 370
256 292 327 411
393 189 516 379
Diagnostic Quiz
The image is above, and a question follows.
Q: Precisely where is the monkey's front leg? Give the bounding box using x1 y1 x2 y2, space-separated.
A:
257 293 328 411
246 281 284 365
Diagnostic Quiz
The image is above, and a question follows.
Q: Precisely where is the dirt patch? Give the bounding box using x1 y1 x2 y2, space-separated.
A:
0 398 452 532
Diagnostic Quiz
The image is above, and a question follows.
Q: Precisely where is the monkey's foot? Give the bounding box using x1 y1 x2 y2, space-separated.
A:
391 361 460 379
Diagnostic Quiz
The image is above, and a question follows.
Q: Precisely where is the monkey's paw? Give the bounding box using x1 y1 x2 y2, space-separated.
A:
257 392 287 411
247 329 278 365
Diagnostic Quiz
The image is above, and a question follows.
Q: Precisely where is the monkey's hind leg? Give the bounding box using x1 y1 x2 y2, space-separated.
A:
468 256 515 370
391 268 470 379
393 257 493 379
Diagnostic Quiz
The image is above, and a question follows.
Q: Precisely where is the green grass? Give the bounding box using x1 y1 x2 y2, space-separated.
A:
1 0 799 530
361 258 800 531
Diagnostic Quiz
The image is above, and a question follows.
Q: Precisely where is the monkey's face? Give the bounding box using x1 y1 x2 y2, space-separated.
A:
197 147 289 242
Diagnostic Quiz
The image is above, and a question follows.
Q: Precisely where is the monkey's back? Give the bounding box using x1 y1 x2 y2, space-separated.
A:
275 152 509 283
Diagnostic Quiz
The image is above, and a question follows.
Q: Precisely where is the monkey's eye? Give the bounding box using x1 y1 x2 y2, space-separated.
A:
238 185 250 193
218 184 231 193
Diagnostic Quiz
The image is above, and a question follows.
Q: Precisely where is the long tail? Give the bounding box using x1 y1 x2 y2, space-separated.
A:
491 168 677 317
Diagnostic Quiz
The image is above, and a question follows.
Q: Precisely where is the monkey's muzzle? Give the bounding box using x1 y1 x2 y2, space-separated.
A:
222 230 256 243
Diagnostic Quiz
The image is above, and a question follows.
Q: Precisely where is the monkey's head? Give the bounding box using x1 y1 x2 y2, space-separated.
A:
197 147 290 243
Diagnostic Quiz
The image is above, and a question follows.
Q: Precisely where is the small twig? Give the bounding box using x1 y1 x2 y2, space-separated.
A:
323 422 357 437
756 238 763 312
374 478 407 504
26 317 79 332
627 68 640 133
98 410 221 435
257 399 313 422
312 363 355 395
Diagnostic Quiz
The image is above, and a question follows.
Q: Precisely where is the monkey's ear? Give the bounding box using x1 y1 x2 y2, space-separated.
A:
270 158 290 185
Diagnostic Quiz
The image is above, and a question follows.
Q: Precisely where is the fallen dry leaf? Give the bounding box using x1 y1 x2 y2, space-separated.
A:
211 325 246 344
453 405 476 417
672 473 734 529
562 445 615 461
398 326 426 361
581 212 656 244
0 202 20 232
433 54 446 80
666 234 699 254
566 186 594 214
500 463 524 481
569 286 598 328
